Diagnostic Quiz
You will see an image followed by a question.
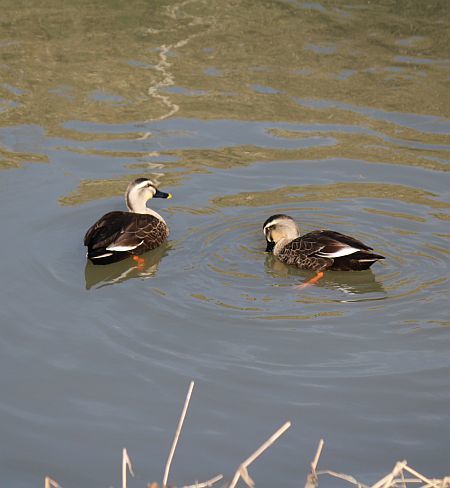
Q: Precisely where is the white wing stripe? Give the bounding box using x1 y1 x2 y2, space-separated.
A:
106 240 144 252
91 252 114 259
317 246 359 258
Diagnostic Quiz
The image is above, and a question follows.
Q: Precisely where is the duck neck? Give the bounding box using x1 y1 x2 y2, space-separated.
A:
274 237 293 256
145 207 166 224
127 196 166 224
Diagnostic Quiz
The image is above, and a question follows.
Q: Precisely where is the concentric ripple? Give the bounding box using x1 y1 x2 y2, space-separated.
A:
131 198 450 329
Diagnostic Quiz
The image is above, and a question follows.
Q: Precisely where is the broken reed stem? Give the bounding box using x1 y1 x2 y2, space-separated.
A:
228 421 291 488
45 477 61 488
304 439 325 488
317 461 450 488
371 461 407 488
402 465 441 488
122 448 134 488
400 468 407 488
183 473 224 488
311 439 324 474
163 380 195 488
316 469 368 488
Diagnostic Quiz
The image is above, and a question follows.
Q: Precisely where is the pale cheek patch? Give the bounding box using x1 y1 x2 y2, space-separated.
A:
270 229 284 242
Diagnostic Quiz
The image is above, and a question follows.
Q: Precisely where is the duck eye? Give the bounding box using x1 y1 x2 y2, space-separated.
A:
264 225 273 238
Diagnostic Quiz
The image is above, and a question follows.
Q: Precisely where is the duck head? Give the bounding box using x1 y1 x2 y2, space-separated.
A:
126 177 172 213
263 214 300 253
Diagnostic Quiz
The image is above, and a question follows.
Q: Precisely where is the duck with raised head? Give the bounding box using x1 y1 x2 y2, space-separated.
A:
84 178 172 266
263 214 385 287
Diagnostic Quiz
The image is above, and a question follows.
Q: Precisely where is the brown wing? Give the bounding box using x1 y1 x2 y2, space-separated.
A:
278 230 381 271
300 230 372 259
84 212 168 253
278 236 331 270
303 230 373 253
84 211 131 250
117 214 169 253
105 214 168 253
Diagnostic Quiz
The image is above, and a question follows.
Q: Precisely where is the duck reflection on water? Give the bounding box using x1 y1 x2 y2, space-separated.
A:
264 254 386 296
84 244 169 290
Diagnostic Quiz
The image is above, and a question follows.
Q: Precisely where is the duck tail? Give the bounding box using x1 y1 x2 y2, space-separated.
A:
333 251 385 271
86 247 120 265
352 251 385 270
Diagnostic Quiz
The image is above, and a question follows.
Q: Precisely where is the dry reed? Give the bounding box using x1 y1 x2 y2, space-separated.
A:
43 381 449 488
304 439 450 488
122 448 135 488
228 421 291 488
163 380 195 487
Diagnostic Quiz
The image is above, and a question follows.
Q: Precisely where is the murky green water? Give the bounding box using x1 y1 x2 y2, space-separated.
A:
1 1 449 486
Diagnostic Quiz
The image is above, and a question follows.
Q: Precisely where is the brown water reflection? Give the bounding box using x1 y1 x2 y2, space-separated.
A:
1 0 449 133
211 182 450 210
84 244 169 289
265 253 386 296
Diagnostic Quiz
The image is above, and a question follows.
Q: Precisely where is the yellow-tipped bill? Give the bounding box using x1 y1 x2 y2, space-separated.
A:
154 189 172 199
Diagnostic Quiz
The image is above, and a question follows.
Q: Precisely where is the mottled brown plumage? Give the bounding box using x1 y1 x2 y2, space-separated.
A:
263 214 385 272
84 211 169 265
84 178 171 265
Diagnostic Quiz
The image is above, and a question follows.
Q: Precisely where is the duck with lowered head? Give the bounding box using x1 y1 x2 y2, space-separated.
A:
263 214 385 287
84 178 172 266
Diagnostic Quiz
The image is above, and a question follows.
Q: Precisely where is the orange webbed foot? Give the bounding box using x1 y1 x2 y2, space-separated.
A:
295 271 324 289
132 255 145 269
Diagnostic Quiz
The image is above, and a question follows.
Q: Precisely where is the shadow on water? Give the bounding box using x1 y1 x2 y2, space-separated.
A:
265 254 386 297
84 244 169 290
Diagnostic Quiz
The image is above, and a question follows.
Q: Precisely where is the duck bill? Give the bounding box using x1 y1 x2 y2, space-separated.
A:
154 189 172 199
265 241 275 253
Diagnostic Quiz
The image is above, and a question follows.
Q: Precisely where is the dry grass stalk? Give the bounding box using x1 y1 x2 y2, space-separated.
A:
317 469 368 488
399 468 407 488
228 421 291 488
371 461 407 488
146 474 224 488
402 465 442 488
304 439 325 488
122 448 135 488
41 381 449 488
314 455 449 488
183 473 224 487
312 439 324 473
45 477 61 488
163 380 195 488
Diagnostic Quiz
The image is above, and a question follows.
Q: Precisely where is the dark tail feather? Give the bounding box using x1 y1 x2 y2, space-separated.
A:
360 252 385 261
87 247 128 265
332 251 385 271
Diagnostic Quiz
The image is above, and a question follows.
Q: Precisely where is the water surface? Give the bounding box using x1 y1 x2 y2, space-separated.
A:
1 1 449 487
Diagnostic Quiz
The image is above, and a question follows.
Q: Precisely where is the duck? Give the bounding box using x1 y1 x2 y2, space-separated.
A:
263 214 385 286
84 177 172 265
